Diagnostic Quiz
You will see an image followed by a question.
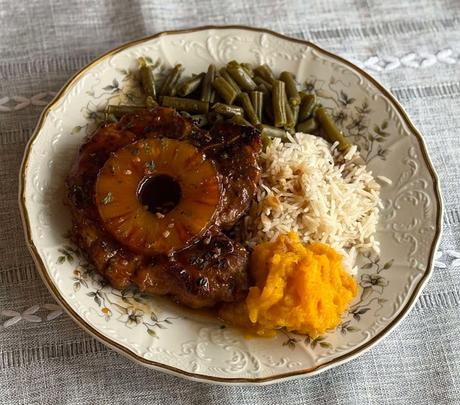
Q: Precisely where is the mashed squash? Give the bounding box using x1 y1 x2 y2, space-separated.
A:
220 232 357 337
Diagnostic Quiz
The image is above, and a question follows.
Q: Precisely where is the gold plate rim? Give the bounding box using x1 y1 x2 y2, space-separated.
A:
18 25 443 385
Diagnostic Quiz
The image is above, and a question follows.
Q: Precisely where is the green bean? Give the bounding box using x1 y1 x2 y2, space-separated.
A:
279 71 300 107
159 64 183 96
206 111 224 125
146 96 158 108
161 96 209 114
311 103 322 118
261 133 272 150
106 105 148 118
315 107 350 151
296 117 318 133
227 61 257 91
237 92 260 126
284 91 296 130
298 93 317 122
228 115 252 127
254 76 273 91
209 90 216 103
241 63 254 77
254 64 275 83
250 91 263 122
200 64 216 102
177 73 205 97
291 104 299 125
105 113 118 123
212 103 244 117
138 57 157 100
190 114 208 127
218 68 241 94
212 76 239 105
257 124 288 140
256 82 270 95
272 80 287 128
263 89 274 123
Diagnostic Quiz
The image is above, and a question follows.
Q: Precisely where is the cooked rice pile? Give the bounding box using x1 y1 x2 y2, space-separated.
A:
239 133 381 273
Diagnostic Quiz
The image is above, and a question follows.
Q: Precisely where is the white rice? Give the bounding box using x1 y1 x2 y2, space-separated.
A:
239 133 381 274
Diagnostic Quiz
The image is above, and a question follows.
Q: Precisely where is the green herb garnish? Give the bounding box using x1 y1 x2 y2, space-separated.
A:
146 160 156 172
102 192 113 205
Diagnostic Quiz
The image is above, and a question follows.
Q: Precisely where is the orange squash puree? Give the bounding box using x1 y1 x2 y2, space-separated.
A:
219 232 357 337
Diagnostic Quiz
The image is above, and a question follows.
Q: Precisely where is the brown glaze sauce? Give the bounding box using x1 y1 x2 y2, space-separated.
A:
66 107 261 308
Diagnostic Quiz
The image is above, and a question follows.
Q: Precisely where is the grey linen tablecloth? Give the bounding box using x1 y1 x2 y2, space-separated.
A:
1 0 459 403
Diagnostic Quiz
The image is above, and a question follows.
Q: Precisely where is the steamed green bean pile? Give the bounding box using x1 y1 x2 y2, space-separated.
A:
106 58 350 151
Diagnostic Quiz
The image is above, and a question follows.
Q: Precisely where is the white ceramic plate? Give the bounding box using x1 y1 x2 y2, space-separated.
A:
19 26 442 384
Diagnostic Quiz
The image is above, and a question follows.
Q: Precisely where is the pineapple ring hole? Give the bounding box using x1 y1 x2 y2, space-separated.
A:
137 174 182 215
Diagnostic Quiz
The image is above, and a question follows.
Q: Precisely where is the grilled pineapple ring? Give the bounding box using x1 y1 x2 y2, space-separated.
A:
95 138 221 255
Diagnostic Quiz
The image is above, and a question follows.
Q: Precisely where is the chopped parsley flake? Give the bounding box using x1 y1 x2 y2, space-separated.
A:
102 192 113 205
190 256 206 269
146 160 156 171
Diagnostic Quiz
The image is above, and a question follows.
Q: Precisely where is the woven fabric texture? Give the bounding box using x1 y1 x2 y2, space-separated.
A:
1 0 459 404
